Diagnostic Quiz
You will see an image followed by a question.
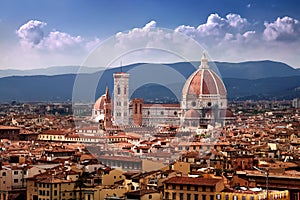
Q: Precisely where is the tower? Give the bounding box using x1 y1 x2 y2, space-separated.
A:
104 86 112 129
132 98 143 126
113 72 129 125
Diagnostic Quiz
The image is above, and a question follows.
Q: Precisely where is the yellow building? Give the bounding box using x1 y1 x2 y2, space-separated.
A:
26 170 81 200
163 176 289 200
163 176 224 200
83 185 127 200
27 177 78 200
102 168 125 186
215 190 289 200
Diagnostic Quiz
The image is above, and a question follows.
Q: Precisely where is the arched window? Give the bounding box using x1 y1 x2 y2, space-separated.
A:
117 86 120 95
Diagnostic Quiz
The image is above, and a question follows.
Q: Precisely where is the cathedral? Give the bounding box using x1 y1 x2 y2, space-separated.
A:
92 52 231 129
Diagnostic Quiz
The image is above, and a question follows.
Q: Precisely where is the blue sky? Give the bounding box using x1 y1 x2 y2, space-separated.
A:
1 0 300 69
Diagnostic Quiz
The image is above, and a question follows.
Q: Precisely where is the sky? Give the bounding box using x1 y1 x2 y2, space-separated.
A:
1 0 300 69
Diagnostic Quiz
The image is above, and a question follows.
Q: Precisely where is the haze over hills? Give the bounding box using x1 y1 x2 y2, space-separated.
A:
0 66 102 78
0 60 299 103
0 60 299 79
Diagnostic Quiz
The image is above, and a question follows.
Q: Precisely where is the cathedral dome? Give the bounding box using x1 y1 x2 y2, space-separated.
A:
184 109 201 118
182 53 226 97
94 94 106 110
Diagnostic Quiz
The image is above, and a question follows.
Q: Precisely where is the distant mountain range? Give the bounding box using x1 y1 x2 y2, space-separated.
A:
0 66 102 78
0 60 299 103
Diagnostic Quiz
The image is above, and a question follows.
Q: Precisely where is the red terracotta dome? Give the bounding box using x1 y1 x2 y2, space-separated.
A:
182 53 226 97
94 94 106 110
184 109 201 118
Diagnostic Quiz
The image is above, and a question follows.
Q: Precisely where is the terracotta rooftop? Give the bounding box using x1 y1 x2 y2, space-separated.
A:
164 176 221 186
0 125 20 130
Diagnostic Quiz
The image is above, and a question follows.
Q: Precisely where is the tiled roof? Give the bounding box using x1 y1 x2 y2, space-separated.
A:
164 176 221 186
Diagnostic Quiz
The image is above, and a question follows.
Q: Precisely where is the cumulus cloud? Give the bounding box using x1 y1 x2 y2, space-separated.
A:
143 20 157 29
226 13 248 28
175 13 251 42
16 20 99 51
41 31 83 50
263 16 300 41
16 20 47 47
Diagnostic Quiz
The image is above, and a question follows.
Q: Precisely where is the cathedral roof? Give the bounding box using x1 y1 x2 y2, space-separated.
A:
94 94 106 110
182 52 227 97
184 109 201 118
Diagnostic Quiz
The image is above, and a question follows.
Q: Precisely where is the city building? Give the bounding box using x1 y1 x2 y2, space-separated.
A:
92 52 229 128
292 98 300 108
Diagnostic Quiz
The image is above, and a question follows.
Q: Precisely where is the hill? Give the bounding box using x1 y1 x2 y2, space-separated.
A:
0 61 300 103
1 60 299 80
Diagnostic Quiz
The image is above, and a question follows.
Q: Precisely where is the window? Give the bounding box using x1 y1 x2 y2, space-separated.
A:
180 185 183 190
210 195 214 200
14 179 18 183
187 194 191 200
192 101 196 107
172 193 176 200
149 194 152 199
117 86 120 95
225 195 229 200
202 195 206 200
39 190 42 195
242 196 246 200
194 194 199 200
46 191 49 196
250 196 254 200
172 185 176 190
124 87 127 95
180 193 184 200
165 192 169 200
210 187 214 192
207 102 212 107
233 196 238 200
54 190 58 196
14 171 18 175
2 172 6 176
216 194 221 200
187 185 190 190
203 186 206 192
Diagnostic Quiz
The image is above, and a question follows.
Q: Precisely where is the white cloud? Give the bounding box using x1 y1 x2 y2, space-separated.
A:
85 37 101 50
226 13 248 28
16 20 98 51
143 20 157 29
175 13 251 41
9 19 103 69
16 20 47 47
8 15 300 69
41 31 83 50
263 16 300 41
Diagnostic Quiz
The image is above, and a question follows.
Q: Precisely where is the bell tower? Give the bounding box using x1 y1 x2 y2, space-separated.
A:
113 72 129 125
104 86 112 129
